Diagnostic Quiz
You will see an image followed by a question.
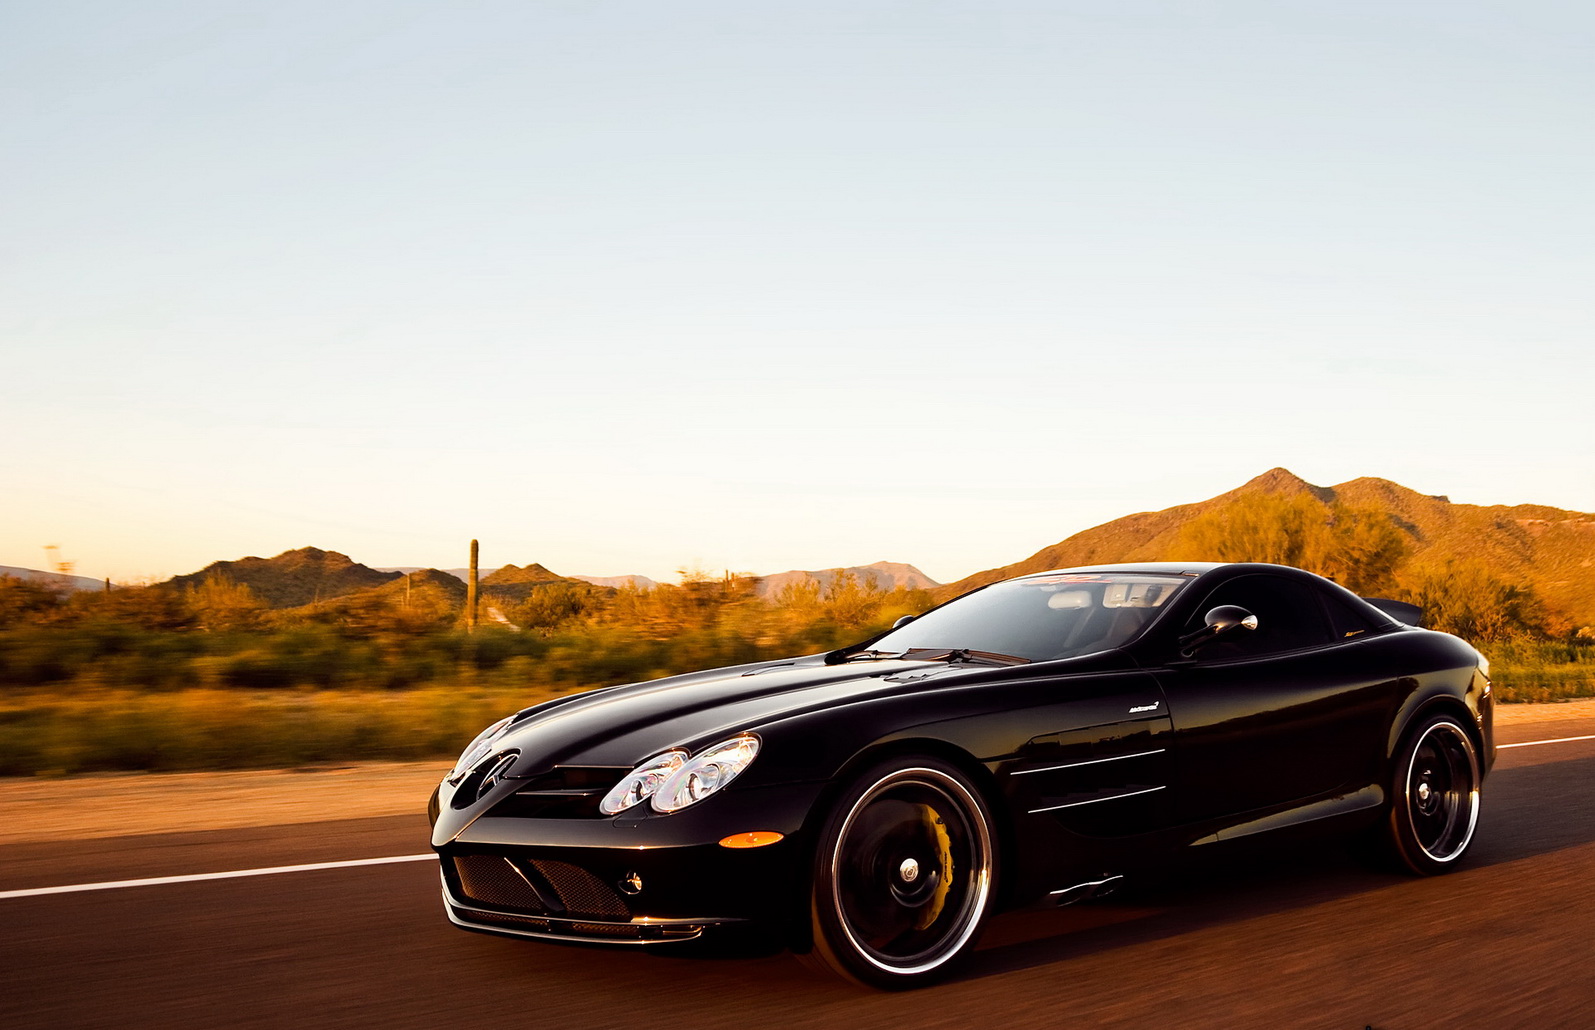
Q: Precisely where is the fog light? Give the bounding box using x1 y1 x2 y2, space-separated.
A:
718 831 784 849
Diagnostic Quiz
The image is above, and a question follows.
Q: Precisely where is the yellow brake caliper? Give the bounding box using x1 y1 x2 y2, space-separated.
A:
913 805 955 930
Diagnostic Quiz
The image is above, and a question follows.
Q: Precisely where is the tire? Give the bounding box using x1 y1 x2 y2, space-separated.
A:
1380 714 1482 875
807 757 996 989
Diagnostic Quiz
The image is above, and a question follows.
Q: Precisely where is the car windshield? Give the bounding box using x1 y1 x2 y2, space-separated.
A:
866 572 1190 662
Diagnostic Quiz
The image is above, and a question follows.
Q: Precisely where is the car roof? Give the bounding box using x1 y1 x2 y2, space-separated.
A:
1016 561 1230 579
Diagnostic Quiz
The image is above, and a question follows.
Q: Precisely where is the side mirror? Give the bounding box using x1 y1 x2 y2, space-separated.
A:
1205 605 1259 635
1178 605 1259 656
890 614 917 630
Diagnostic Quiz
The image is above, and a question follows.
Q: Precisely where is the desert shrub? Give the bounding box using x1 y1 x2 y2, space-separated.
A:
1396 561 1548 642
1169 494 1407 594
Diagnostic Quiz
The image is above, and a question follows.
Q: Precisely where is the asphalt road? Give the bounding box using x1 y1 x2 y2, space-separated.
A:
3 714 1593 1030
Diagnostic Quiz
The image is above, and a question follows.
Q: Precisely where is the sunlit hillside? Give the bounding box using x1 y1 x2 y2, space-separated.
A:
941 468 1595 636
167 547 402 609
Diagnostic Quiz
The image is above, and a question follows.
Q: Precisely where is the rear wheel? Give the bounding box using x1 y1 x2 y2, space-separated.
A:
1380 715 1482 875
807 758 996 989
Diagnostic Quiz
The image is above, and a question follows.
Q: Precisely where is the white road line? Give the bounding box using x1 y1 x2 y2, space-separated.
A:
1499 734 1595 750
6 734 1594 901
0 853 438 900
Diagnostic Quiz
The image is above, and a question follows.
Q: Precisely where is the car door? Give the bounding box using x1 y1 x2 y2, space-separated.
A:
963 662 1176 893
997 669 1175 840
1153 572 1395 827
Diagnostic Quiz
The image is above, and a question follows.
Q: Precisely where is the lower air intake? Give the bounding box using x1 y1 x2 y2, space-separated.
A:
531 860 631 919
453 856 547 912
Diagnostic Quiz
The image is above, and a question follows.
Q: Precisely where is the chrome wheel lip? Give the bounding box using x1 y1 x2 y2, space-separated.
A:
829 767 993 977
1403 719 1480 864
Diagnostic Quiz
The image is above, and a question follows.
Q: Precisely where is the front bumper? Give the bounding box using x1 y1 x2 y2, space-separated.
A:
441 874 737 945
431 778 826 941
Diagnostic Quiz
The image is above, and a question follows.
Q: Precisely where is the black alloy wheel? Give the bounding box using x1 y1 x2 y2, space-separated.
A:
807 757 996 989
1383 715 1482 875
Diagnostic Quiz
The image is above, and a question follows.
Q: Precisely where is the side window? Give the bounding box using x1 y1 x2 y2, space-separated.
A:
1324 592 1383 639
1186 574 1335 659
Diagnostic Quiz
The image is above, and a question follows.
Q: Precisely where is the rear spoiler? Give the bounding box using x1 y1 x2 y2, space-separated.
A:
1363 597 1422 627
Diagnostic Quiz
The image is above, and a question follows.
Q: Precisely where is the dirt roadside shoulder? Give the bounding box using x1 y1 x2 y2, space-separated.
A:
3 699 1591 846
0 761 452 845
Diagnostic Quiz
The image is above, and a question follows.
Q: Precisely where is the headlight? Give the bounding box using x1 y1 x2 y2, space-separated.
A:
652 734 761 814
599 749 687 814
449 716 514 782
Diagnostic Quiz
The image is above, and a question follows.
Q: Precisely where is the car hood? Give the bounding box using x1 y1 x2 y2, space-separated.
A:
492 657 938 774
488 650 1132 776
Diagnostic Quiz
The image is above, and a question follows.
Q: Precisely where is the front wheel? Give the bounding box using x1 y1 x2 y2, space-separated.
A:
1379 714 1482 875
807 757 996 989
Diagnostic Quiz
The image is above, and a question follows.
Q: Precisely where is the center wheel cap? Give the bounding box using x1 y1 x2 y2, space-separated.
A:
899 857 920 883
1417 782 1432 803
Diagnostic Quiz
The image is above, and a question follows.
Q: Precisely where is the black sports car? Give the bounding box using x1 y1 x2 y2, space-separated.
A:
429 562 1492 988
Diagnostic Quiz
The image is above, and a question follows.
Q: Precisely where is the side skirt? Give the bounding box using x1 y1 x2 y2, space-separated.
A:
1188 785 1385 847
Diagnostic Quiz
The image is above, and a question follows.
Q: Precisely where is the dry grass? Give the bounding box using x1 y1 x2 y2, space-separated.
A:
4 657 1593 776
1483 640 1595 703
0 684 577 777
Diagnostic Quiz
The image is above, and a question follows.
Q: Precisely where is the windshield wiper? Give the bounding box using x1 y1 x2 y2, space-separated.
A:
903 648 1031 666
824 648 907 664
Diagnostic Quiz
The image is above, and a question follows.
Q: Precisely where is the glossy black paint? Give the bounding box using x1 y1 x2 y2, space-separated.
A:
430 562 1493 950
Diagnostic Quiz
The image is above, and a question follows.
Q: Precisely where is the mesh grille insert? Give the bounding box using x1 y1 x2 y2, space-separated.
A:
453 855 548 912
530 860 631 919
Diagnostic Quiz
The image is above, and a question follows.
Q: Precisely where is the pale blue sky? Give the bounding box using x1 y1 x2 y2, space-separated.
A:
4 1 1592 585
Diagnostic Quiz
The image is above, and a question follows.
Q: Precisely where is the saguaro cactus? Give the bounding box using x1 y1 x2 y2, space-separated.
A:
467 539 479 634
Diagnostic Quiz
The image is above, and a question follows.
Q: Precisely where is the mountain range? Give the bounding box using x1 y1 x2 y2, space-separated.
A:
168 547 403 609
0 565 107 593
379 568 659 590
63 551 942 612
753 562 940 598
9 469 1593 631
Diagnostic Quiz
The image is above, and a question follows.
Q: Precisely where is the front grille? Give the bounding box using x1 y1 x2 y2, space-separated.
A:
448 853 630 920
453 856 547 912
486 766 628 820
487 790 606 820
530 860 630 919
514 766 629 791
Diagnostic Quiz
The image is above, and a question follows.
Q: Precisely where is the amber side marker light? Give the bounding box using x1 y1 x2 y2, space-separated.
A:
718 831 784 849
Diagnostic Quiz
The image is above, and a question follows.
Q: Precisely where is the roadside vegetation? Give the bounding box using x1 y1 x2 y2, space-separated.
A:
3 504 1592 776
1479 638 1595 703
0 571 926 775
